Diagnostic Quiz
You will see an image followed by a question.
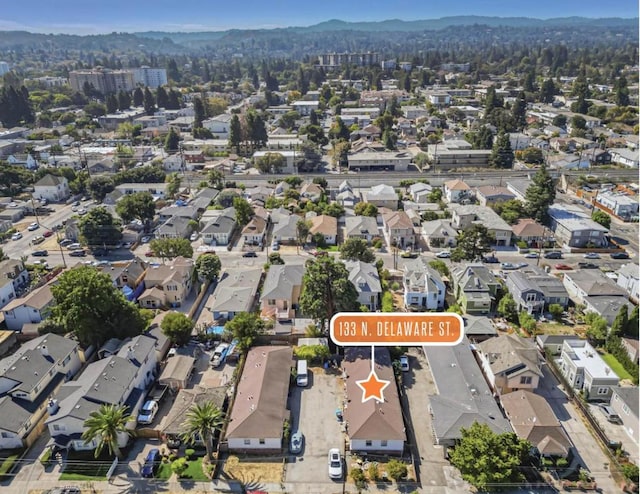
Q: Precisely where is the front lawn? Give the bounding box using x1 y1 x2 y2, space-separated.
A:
0 449 23 480
59 450 112 481
156 461 173 480
178 457 209 481
601 352 633 381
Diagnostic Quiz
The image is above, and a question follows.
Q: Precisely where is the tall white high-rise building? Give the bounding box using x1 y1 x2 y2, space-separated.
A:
133 67 168 88
0 62 10 76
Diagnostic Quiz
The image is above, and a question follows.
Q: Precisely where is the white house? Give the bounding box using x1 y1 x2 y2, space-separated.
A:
0 334 81 449
2 284 54 331
443 179 471 203
202 114 232 139
559 339 619 401
617 264 639 302
345 260 381 311
0 260 29 310
115 182 169 200
33 174 70 202
402 257 446 311
47 334 157 452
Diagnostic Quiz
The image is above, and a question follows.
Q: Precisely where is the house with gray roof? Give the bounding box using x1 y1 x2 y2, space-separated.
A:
225 346 292 453
617 263 639 302
158 205 199 222
421 219 458 249
409 182 433 203
0 259 29 310
449 204 513 246
548 204 608 248
345 216 379 243
260 264 304 320
609 386 639 439
402 257 446 311
47 334 157 452
476 334 543 395
189 187 219 212
0 334 81 449
345 261 381 311
424 338 512 447
501 390 573 459
2 283 54 331
155 215 193 239
505 266 569 315
364 184 398 210
201 208 236 246
207 268 262 321
272 214 300 244
559 339 619 401
463 315 497 342
451 264 501 315
536 334 577 356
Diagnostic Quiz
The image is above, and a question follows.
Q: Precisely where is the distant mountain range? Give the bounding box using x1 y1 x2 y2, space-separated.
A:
134 15 637 41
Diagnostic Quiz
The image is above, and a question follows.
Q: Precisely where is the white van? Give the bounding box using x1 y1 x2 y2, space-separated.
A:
296 360 308 387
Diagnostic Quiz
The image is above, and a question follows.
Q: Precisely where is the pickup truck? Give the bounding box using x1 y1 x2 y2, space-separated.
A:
211 343 230 368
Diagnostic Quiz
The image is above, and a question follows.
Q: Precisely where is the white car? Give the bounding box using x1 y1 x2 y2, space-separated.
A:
435 251 451 258
524 252 539 259
399 355 410 372
11 232 23 241
27 222 39 231
583 252 600 259
141 236 152 243
327 448 343 479
137 400 159 425
190 232 199 242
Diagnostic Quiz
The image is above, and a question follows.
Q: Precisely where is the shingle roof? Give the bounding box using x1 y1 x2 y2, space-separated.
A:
309 215 337 236
260 264 304 302
611 386 639 419
34 174 66 187
345 216 378 237
478 334 543 378
226 346 292 439
208 268 262 314
344 261 381 294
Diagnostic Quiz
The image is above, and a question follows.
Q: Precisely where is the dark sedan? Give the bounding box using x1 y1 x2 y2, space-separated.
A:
141 448 160 478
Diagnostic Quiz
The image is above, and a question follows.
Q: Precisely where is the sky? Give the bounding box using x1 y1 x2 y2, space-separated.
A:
0 0 637 34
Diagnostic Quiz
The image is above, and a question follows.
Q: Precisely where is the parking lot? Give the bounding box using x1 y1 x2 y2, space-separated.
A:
285 366 346 487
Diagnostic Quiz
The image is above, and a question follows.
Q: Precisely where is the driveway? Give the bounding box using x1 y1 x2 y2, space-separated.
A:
536 364 618 493
588 402 639 462
284 366 345 489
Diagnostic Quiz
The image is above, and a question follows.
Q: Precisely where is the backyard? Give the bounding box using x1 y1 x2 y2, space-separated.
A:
600 352 634 381
222 455 283 484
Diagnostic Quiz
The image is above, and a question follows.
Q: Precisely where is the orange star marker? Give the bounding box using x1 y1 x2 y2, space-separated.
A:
356 346 390 403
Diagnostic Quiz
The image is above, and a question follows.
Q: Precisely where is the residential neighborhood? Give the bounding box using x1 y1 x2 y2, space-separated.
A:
0 7 636 494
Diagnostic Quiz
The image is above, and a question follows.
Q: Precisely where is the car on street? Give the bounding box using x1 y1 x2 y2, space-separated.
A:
435 251 451 258
544 251 563 259
242 251 257 258
555 263 573 270
27 222 39 231
583 252 600 259
501 262 517 270
598 405 623 424
578 262 598 269
32 235 45 245
43 230 54 238
59 238 73 246
310 249 327 257
290 431 304 454
11 232 23 241
524 252 539 259
68 243 82 250
190 232 199 241
483 256 500 263
400 250 417 258
271 242 280 251
610 251 630 259
141 448 160 478
122 241 133 249
399 355 410 372
77 208 87 215
32 250 48 257
141 236 152 243
328 448 343 480
72 200 81 207
69 250 86 257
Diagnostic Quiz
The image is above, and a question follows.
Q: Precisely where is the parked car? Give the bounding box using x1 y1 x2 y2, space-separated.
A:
598 405 623 424
68 243 82 250
271 242 280 251
138 400 159 425
32 235 45 245
610 252 630 260
242 251 257 258
141 236 152 243
328 448 343 480
190 232 199 242
524 252 539 259
122 241 133 249
59 238 72 246
310 249 327 257
290 431 304 454
69 250 86 257
211 343 230 368
578 262 598 269
27 222 39 231
583 252 600 259
11 232 22 241
544 251 563 259
72 200 81 207
435 251 451 258
32 250 48 257
501 262 517 270
141 448 160 478
43 230 54 238
555 263 573 270
77 208 87 216
399 355 410 372
400 250 417 259
483 256 500 264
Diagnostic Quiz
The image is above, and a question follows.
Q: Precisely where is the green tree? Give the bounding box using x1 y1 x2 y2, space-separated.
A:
449 422 530 491
353 202 378 217
165 172 181 198
519 311 538 335
232 196 253 226
300 256 360 329
329 116 350 141
524 163 556 223
610 304 628 339
165 127 180 152
51 266 145 347
548 304 563 321
268 252 285 265
492 199 526 225
256 152 285 173
82 404 133 459
195 253 221 282
386 459 408 481
143 87 156 115
79 206 122 247
224 312 265 352
340 238 376 263
498 293 518 323
626 306 639 338
132 87 144 107
180 401 224 461
511 92 527 130
428 260 449 277
467 125 494 150
193 97 206 130
539 78 556 104
451 224 493 262
115 191 156 225
585 313 608 347
552 114 567 128
520 147 544 164
591 209 611 229
161 312 195 346
106 94 118 114
156 86 169 109
149 238 193 259
614 75 630 107
490 132 514 169
228 114 243 154
296 219 311 250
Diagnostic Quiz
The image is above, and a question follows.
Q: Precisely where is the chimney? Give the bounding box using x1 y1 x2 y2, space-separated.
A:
127 346 135 361
40 345 49 357
47 399 59 416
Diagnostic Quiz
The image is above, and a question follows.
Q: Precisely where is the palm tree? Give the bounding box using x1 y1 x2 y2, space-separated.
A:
82 404 133 459
180 401 225 460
